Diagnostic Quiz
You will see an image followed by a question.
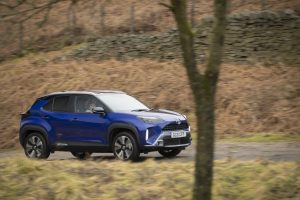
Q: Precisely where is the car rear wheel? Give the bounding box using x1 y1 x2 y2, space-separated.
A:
71 152 92 159
158 149 181 158
113 132 140 161
24 132 50 159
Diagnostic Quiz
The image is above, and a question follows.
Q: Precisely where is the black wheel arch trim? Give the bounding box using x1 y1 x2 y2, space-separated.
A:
108 123 141 147
19 125 49 147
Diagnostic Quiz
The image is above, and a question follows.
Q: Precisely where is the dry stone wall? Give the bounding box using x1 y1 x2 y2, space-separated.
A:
71 10 300 65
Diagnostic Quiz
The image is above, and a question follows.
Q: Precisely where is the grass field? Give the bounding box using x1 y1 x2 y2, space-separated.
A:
218 133 300 142
0 158 299 200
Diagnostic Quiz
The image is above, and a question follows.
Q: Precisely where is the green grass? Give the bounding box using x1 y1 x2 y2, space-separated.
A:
218 133 300 142
0 158 299 200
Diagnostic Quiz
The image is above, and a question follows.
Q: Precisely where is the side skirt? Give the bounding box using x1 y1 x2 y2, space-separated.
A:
51 141 111 153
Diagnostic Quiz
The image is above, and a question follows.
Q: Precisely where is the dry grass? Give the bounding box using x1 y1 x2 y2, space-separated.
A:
0 50 299 149
0 158 299 200
1 0 299 57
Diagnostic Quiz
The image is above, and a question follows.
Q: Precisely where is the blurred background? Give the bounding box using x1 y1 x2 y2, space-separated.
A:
0 0 299 149
0 1 299 199
0 0 299 58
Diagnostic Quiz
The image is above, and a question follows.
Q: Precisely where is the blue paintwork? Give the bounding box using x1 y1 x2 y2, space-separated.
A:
20 94 191 151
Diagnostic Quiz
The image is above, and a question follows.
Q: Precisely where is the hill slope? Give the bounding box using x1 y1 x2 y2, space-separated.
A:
0 50 299 149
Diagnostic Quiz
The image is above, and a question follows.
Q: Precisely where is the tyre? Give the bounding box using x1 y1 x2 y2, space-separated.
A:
158 149 181 158
24 132 50 159
113 132 140 161
71 152 92 159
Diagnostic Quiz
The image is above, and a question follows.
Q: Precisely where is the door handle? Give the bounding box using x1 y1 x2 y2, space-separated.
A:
42 116 49 119
71 117 78 121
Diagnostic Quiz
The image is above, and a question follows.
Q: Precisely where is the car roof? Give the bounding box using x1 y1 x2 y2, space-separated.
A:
39 90 126 99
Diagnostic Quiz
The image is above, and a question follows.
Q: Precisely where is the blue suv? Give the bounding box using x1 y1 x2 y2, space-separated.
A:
19 91 191 160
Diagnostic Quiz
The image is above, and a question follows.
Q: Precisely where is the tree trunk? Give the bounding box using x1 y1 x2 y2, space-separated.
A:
100 3 105 35
18 22 24 55
190 0 196 28
68 0 77 31
261 0 267 10
130 3 135 34
169 0 227 199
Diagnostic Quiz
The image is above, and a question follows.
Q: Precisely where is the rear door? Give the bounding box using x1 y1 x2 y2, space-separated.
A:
43 95 81 142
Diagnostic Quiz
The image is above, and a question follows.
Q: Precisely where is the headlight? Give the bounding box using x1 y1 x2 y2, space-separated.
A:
138 116 163 124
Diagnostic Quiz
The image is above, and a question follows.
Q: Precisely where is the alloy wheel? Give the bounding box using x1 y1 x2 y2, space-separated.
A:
114 135 133 160
25 135 44 158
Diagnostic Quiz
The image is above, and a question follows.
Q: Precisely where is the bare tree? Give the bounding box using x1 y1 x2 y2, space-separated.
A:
68 0 78 31
0 0 68 53
0 0 67 22
163 0 228 199
0 0 93 55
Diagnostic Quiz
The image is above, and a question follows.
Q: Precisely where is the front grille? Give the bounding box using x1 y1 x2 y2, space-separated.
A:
163 136 191 146
162 122 189 131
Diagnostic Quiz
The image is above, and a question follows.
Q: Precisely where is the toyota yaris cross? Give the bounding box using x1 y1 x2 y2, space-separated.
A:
19 91 192 160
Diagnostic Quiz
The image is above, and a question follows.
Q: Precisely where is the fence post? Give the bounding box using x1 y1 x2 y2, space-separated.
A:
130 3 135 34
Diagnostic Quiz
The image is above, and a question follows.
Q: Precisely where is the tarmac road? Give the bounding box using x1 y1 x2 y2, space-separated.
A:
1 142 299 161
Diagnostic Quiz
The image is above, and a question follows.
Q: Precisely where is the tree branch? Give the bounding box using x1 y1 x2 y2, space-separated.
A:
0 0 28 10
0 0 66 19
159 2 174 12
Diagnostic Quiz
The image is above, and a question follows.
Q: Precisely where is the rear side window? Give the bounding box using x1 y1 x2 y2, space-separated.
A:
53 96 73 113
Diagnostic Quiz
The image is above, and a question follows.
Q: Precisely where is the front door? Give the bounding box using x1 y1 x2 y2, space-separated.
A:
70 94 110 145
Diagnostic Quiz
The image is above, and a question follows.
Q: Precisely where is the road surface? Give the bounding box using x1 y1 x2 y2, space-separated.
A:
0 142 299 161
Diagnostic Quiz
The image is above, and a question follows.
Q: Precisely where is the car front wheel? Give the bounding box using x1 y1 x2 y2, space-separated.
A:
113 132 140 161
158 149 181 158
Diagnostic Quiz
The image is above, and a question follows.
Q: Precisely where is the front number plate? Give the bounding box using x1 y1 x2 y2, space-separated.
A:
171 131 186 138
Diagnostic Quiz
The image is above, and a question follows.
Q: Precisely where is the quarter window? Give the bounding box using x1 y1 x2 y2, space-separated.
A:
43 98 53 111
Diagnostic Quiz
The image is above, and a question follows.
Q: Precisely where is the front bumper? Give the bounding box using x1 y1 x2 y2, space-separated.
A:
143 131 192 150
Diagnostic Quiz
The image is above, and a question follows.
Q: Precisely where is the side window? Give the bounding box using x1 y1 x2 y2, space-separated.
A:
75 95 102 113
53 96 73 113
43 98 53 111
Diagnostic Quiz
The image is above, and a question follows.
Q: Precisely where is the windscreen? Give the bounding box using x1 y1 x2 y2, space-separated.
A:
97 93 149 112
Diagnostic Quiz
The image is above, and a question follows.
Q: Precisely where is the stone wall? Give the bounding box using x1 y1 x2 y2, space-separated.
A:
71 10 300 65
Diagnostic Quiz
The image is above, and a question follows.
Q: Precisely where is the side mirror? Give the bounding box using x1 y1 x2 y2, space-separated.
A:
92 107 105 115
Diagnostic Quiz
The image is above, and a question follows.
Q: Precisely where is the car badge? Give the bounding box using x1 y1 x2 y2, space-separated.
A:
176 119 181 124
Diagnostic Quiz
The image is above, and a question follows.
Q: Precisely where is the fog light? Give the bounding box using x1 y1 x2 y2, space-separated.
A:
157 141 163 146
